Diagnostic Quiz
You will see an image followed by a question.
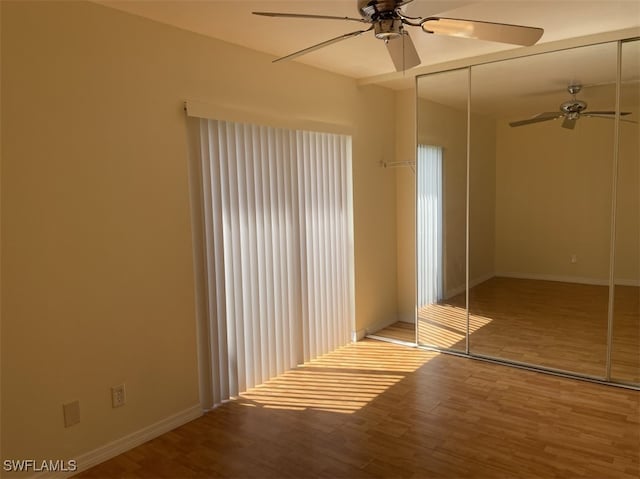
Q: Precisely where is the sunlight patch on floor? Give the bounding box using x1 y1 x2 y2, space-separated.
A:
418 303 493 348
239 340 438 413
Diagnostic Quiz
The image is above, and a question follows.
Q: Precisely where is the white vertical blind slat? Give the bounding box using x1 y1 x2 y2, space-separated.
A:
328 136 339 351
296 132 311 363
235 123 254 391
252 126 269 384
319 134 330 354
302 132 316 361
288 133 303 367
258 126 274 381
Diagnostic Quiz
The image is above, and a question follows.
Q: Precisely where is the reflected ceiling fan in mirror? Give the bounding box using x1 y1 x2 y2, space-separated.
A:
253 0 544 72
510 84 635 129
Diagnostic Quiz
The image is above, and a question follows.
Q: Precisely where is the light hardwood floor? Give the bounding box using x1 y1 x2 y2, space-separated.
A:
413 277 639 383
76 339 639 479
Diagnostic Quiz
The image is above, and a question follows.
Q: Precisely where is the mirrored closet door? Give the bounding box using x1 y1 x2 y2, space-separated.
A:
610 39 640 385
416 68 468 353
416 38 639 387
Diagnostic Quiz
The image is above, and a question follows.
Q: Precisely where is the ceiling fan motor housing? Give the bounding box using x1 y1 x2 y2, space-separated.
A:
560 100 587 116
357 0 412 21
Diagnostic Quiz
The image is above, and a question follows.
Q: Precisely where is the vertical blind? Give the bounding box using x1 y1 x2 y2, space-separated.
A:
417 144 444 308
193 118 355 408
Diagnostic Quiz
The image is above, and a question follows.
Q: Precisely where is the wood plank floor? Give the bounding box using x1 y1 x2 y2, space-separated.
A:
410 277 639 383
76 339 639 479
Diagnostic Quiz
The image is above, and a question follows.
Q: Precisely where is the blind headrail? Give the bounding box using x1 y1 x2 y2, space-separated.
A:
184 100 353 136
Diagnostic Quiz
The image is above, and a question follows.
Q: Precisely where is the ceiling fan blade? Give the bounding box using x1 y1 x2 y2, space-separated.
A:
386 32 421 72
421 17 543 46
583 111 632 116
253 11 368 24
509 112 561 128
584 114 638 123
562 117 577 129
272 27 373 63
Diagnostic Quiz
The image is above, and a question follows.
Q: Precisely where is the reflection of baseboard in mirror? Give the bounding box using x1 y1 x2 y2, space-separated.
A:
495 272 640 287
445 272 495 299
367 321 415 345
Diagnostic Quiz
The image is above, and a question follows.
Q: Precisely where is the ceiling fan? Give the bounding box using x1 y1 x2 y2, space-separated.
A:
253 0 544 72
509 84 634 129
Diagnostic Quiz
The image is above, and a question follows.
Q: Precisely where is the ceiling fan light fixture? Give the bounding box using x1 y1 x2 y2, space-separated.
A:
374 18 403 39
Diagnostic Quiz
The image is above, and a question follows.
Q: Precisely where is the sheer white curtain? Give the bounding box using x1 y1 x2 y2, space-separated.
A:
417 144 443 309
190 117 354 408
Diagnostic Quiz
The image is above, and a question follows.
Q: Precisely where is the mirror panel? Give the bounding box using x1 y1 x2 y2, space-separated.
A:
468 42 618 377
416 68 468 352
611 39 640 385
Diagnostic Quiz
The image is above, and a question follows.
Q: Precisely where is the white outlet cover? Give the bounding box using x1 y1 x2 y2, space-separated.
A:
111 384 126 408
63 400 80 427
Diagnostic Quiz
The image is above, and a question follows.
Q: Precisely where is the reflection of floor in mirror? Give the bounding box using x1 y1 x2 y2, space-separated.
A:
415 277 639 383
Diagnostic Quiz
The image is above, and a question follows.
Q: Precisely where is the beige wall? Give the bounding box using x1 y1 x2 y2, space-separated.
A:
1 0 397 469
495 105 639 284
395 89 416 323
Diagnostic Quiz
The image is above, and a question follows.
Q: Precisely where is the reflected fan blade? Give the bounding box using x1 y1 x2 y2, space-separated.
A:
562 117 576 129
584 114 638 123
253 11 368 23
421 17 543 46
386 32 421 71
509 112 561 127
583 110 631 115
273 27 373 63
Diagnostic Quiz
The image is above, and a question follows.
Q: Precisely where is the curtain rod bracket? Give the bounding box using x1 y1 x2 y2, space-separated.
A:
380 160 416 173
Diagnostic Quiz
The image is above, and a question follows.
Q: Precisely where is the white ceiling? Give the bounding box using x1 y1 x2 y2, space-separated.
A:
95 0 640 87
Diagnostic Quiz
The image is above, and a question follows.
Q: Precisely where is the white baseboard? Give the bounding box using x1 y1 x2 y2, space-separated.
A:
352 329 367 341
30 404 203 479
363 316 400 337
496 272 640 287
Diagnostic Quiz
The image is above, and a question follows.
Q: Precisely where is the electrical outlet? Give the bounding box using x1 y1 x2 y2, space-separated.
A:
63 400 80 427
111 384 126 408
570 254 578 264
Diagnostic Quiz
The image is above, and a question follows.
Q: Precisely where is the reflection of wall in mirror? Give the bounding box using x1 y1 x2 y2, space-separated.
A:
615 79 640 284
